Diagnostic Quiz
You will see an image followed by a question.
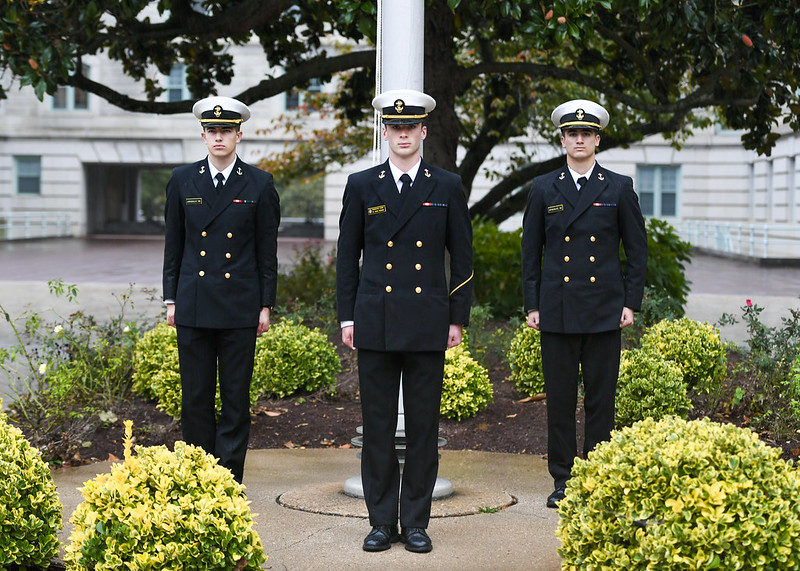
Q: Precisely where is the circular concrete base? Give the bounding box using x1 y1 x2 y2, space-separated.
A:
342 475 454 500
278 483 516 518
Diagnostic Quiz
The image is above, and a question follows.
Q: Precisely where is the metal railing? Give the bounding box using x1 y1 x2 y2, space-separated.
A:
680 219 800 259
0 212 73 241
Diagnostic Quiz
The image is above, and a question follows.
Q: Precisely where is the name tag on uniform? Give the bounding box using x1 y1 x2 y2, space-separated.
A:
186 197 203 205
547 204 564 214
368 205 387 216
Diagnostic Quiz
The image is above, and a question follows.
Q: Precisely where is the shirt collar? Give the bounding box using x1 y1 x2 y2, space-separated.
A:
388 159 422 188
568 162 596 186
207 157 238 183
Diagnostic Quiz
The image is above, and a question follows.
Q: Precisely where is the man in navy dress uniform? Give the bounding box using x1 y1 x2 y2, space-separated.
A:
162 96 280 484
336 89 473 553
521 99 647 508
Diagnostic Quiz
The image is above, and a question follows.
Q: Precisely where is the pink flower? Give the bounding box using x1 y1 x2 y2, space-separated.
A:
746 299 752 307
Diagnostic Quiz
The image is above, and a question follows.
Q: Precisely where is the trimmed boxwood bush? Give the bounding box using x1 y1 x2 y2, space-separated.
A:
615 349 691 428
639 317 727 395
507 323 545 397
65 421 267 569
253 318 340 398
440 345 493 420
0 403 62 568
558 416 800 570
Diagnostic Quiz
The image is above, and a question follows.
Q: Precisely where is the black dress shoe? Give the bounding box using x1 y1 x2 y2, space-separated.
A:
546 486 566 509
363 525 400 552
400 527 432 553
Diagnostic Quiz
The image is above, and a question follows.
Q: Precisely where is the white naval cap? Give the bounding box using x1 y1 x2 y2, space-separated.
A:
372 89 436 124
551 99 610 131
192 96 251 128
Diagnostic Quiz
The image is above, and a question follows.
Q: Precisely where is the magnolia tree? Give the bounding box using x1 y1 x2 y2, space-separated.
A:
2 0 799 223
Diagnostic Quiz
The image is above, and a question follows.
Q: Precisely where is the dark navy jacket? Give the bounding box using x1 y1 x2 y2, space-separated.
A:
522 163 647 333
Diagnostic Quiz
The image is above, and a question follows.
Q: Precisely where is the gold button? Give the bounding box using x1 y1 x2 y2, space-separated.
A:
564 236 570 242
385 285 392 293
563 276 570 283
415 287 422 294
590 236 596 242
200 250 206 257
227 232 233 239
415 263 422 270
201 231 207 237
226 252 231 259
590 276 596 283
416 241 423 247
386 263 393 270
589 256 596 262
564 256 570 262
199 270 205 277
388 241 394 247
225 273 231 279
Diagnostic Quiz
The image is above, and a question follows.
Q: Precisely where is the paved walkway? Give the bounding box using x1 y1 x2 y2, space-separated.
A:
0 237 799 569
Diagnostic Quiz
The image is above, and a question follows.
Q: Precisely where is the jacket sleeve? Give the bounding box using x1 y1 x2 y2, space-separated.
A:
162 168 185 301
618 176 648 310
445 176 474 326
335 176 365 323
255 171 281 308
521 181 546 313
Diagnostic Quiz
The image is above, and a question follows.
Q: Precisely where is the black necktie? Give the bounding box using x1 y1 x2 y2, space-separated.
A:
400 173 412 195
215 172 225 191
576 176 587 190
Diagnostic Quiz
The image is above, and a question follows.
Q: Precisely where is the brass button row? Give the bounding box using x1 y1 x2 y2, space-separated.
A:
385 263 423 271
385 285 423 294
198 271 232 279
200 231 234 239
563 276 597 283
386 240 424 248
563 235 596 242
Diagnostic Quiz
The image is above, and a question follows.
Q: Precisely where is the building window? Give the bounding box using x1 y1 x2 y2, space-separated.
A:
166 64 191 102
285 77 322 110
636 165 679 217
15 156 42 195
52 65 90 110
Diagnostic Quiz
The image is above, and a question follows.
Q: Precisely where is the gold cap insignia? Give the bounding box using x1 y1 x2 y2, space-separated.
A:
394 99 405 114
576 109 585 120
213 105 223 118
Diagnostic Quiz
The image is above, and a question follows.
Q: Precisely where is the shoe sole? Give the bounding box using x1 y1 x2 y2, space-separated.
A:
403 543 432 553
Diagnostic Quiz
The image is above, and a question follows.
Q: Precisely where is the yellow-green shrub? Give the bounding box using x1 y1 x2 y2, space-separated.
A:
65 421 267 570
558 416 800 570
640 317 727 394
615 349 691 428
440 345 493 420
132 322 265 420
253 318 340 398
0 403 62 567
507 323 544 397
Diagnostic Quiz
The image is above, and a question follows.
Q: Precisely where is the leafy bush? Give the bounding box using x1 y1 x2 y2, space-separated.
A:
615 349 691 428
275 244 337 331
719 300 800 438
0 402 62 568
507 323 545 397
557 416 800 570
131 322 266 421
65 421 267 569
639 317 727 396
471 218 523 319
440 345 493 420
253 318 340 398
0 280 148 463
629 217 692 309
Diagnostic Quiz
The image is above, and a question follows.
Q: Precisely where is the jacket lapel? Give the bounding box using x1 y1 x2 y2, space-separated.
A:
567 165 608 227
553 169 578 209
203 158 248 227
391 161 435 235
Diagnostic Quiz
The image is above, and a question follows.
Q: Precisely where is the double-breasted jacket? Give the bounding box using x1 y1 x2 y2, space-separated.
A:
336 159 473 352
162 157 280 329
522 163 647 334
